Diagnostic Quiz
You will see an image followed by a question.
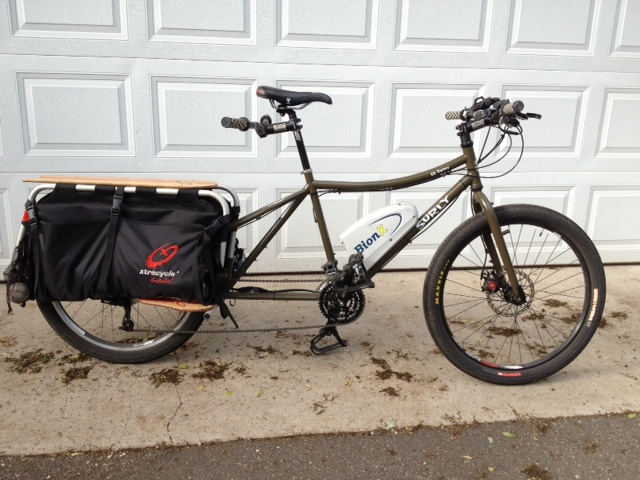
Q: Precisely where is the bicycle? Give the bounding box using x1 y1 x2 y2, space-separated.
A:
12 86 606 385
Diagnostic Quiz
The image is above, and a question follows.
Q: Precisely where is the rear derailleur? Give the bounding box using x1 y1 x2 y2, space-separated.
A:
310 255 372 355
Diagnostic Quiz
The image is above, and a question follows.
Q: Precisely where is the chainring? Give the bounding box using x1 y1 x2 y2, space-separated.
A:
319 286 365 325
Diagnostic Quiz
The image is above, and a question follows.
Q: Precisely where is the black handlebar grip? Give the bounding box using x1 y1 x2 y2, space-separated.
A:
501 101 524 116
221 116 250 131
445 111 463 120
469 117 492 131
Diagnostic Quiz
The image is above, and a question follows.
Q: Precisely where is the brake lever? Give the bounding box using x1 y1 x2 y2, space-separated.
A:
517 112 542 120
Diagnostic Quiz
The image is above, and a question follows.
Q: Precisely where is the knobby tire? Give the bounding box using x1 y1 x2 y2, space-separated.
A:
423 204 606 385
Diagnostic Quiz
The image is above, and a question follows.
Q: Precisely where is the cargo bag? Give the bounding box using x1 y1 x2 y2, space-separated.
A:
25 185 233 304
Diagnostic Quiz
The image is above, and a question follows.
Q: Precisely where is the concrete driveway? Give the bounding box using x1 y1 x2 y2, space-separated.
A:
0 267 638 456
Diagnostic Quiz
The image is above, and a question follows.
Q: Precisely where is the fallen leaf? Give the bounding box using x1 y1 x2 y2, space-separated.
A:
225 390 233 397
462 455 474 460
256 388 264 397
502 432 517 438
198 385 205 391
178 365 189 370
488 467 496 473
487 437 494 444
628 413 637 419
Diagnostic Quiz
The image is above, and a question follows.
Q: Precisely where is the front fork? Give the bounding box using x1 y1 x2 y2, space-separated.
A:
472 190 525 304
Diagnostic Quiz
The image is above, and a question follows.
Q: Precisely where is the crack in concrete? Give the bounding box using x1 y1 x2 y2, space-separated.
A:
166 355 184 445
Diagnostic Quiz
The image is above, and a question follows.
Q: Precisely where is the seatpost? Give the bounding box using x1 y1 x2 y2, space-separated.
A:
280 108 337 271
280 109 312 171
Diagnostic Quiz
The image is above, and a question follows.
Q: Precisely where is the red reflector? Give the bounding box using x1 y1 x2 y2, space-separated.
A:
487 280 498 292
481 360 498 368
22 210 30 222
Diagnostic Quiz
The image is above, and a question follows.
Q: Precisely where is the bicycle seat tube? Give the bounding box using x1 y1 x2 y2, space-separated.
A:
285 109 337 271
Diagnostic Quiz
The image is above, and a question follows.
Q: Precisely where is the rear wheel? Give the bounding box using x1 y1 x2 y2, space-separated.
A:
424 204 606 385
38 299 204 363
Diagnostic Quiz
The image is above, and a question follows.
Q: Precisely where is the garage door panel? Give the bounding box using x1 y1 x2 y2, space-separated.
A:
277 0 377 48
499 86 588 158
396 0 491 52
508 0 600 55
8 0 127 40
17 73 134 157
596 88 640 156
147 0 256 45
0 112 4 156
389 83 486 158
588 187 640 261
612 0 640 57
151 76 258 158
275 80 374 159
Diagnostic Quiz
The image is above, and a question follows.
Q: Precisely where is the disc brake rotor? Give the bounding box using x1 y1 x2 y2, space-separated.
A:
486 270 535 316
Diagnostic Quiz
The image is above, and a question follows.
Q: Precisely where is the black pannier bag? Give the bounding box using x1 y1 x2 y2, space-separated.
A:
28 185 232 304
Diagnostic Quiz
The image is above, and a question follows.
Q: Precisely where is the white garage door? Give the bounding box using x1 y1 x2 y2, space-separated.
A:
1 0 639 273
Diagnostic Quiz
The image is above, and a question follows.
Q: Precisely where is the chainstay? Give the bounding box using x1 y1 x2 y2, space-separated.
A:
133 323 330 335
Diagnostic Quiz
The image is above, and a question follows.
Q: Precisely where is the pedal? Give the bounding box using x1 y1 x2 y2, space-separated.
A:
310 325 348 355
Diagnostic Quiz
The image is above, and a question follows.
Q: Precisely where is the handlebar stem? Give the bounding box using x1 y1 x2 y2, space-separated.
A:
458 130 473 148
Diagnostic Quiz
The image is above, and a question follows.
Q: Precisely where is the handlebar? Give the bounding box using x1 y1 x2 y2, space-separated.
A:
221 116 301 138
221 96 540 139
445 97 539 134
221 116 251 131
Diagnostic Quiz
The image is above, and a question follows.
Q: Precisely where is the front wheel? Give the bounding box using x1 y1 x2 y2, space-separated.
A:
424 204 606 385
38 299 204 363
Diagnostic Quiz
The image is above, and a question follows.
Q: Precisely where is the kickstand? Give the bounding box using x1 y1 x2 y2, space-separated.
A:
310 325 348 355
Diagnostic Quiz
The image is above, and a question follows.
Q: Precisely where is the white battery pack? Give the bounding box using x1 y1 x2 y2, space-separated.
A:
340 203 418 270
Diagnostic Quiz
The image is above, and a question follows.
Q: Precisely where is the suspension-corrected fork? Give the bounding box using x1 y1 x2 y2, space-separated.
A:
463 144 525 305
472 191 525 304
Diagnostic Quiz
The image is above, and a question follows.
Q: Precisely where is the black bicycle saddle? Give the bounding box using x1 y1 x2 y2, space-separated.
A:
256 85 332 107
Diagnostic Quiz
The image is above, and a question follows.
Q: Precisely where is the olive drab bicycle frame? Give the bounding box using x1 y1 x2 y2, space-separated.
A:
223 111 524 305
11 86 606 385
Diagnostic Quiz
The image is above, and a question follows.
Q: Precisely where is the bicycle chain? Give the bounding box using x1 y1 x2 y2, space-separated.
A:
236 277 325 284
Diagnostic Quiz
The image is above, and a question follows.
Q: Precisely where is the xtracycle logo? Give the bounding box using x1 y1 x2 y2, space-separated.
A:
140 243 180 285
145 244 179 269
